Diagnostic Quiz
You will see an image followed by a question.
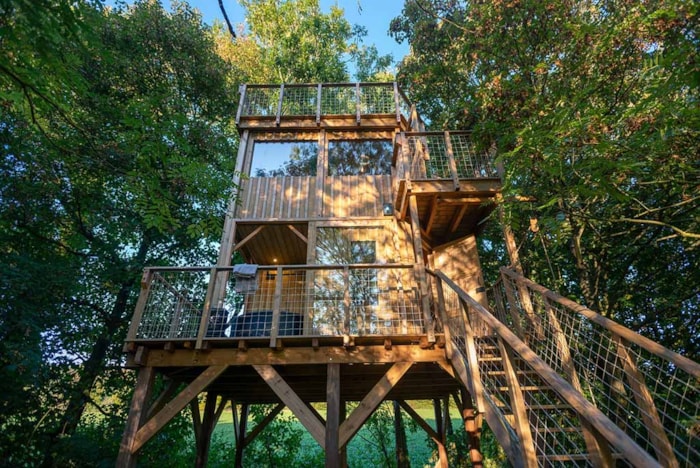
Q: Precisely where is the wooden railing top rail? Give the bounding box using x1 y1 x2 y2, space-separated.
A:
141 263 416 273
499 267 700 378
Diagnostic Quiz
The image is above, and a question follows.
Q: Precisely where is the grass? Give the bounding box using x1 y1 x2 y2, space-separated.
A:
208 402 466 467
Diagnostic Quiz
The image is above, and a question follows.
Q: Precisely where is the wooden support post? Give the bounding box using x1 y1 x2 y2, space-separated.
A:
408 195 435 342
393 401 410 468
234 403 249 468
457 388 483 467
117 366 155 468
397 400 448 468
326 363 341 468
194 392 220 468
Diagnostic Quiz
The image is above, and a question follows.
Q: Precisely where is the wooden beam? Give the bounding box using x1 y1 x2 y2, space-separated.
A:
326 363 341 468
269 266 284 349
424 194 439 236
140 345 448 367
444 131 460 191
232 225 266 252
242 403 284 447
253 364 326 449
146 378 180 420
131 365 228 453
448 203 470 234
339 362 412 447
117 366 155 467
286 224 308 243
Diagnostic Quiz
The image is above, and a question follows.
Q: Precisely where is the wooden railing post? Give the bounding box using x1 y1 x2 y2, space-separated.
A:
355 83 361 124
444 131 460 191
614 336 679 467
235 84 246 124
316 84 322 125
342 266 352 346
124 269 153 346
393 82 401 124
275 83 285 126
269 266 284 349
195 267 219 349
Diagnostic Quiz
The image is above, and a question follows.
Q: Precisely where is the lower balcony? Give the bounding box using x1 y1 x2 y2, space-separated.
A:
124 264 431 353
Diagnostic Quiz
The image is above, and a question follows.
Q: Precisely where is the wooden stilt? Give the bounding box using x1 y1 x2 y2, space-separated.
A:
397 400 448 468
326 363 341 468
394 400 410 468
457 389 483 467
117 366 155 468
234 403 249 468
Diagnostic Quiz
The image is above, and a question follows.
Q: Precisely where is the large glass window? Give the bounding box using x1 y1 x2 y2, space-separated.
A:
250 141 318 177
327 139 392 176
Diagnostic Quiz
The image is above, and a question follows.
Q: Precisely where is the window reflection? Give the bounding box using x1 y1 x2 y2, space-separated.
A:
251 141 318 177
328 140 392 176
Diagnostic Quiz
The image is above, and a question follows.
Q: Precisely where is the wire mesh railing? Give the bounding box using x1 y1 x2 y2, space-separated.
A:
236 83 408 123
398 131 498 183
429 268 692 467
496 267 700 467
126 264 424 345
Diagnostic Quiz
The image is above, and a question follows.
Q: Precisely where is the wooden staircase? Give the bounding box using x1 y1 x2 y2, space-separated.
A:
429 268 700 468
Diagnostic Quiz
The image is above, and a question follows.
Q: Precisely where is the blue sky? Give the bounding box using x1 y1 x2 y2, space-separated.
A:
176 0 410 67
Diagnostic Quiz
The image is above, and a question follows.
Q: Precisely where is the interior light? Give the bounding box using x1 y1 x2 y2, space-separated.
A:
383 203 393 216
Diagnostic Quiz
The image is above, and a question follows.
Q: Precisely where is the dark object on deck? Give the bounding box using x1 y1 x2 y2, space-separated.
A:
206 308 230 337
230 311 303 337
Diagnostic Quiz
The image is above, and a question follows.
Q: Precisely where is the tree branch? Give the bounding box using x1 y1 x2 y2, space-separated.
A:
218 0 237 39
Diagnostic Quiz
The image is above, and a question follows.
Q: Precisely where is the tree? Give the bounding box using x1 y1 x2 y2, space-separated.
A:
392 0 699 357
1 1 239 464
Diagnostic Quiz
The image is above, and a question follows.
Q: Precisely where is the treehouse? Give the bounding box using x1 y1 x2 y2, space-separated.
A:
119 83 699 468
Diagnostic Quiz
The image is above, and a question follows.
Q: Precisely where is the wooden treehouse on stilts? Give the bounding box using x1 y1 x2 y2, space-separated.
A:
118 83 700 467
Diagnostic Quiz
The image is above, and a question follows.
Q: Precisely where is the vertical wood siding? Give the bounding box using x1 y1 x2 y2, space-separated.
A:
238 177 314 219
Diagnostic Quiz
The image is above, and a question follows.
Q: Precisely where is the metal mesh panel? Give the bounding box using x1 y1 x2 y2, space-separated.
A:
500 269 699 467
130 265 423 341
280 86 318 116
136 270 209 340
406 134 450 179
241 87 280 116
359 84 395 114
311 267 423 336
449 133 498 177
320 86 356 115
404 133 498 181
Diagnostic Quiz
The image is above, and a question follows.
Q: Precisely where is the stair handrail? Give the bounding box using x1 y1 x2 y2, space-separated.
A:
499 267 700 378
430 269 662 468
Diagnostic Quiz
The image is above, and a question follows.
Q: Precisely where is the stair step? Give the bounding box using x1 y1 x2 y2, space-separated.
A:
535 426 581 433
497 385 551 392
527 404 573 410
538 454 591 462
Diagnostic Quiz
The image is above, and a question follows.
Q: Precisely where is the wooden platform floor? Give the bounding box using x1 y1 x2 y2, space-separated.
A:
125 336 460 404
